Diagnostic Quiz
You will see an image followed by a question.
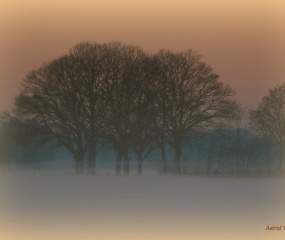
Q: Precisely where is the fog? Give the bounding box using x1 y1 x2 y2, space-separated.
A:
1 174 284 240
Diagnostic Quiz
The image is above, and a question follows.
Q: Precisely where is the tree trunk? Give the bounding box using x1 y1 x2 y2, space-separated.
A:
75 159 84 175
172 132 183 175
206 147 213 174
160 142 167 175
87 141 97 175
206 158 212 174
218 142 224 174
173 133 183 175
174 144 182 175
265 136 271 176
123 157 129 175
280 146 285 175
197 155 201 173
235 128 240 176
116 152 122 175
137 155 143 176
74 141 85 175
123 150 130 175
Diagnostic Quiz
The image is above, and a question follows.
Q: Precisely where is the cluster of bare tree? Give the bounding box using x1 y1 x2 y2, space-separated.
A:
0 117 280 176
184 127 278 176
9 42 241 175
1 42 284 176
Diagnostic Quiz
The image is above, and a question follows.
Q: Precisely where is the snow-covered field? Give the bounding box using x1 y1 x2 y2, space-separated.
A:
0 172 285 240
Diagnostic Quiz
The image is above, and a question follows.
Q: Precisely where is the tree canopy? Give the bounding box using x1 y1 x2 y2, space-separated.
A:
250 84 285 172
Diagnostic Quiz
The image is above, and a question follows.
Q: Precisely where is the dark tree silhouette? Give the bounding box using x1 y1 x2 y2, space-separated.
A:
68 43 108 174
0 112 59 170
250 84 285 174
129 56 157 175
15 55 87 174
150 57 170 174
153 49 240 174
0 111 48 147
10 41 244 175
102 42 146 175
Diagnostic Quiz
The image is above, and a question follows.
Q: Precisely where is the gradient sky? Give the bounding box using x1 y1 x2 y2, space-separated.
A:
1 0 284 112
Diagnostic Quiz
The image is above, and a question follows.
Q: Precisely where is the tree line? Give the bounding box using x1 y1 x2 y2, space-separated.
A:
0 42 284 176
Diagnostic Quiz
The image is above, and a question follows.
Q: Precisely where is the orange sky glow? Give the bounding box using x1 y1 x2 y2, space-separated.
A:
0 0 285 112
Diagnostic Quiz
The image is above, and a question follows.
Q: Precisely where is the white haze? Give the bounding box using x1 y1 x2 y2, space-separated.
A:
0 173 285 240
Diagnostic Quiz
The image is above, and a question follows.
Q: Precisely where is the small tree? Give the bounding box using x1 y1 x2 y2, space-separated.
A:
249 84 285 173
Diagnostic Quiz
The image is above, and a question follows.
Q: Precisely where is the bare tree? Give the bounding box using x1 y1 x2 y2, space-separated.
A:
102 42 147 175
150 56 170 174
153 49 239 174
249 84 285 174
15 55 87 174
129 56 157 175
12 41 243 175
68 43 108 174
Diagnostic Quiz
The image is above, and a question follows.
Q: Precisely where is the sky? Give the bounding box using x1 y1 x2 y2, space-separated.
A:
0 0 285 112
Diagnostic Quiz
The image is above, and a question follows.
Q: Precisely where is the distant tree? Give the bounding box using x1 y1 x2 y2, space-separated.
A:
241 134 267 174
0 112 22 166
0 111 46 147
152 50 240 174
228 108 245 175
15 55 87 174
249 84 285 173
0 111 57 169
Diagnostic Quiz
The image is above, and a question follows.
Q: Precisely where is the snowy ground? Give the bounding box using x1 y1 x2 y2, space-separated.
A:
0 172 285 240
